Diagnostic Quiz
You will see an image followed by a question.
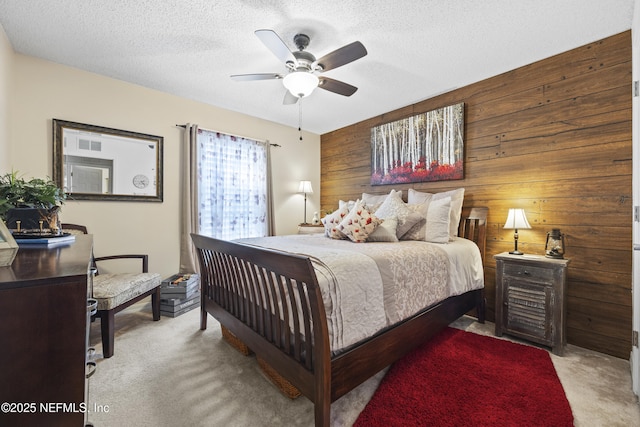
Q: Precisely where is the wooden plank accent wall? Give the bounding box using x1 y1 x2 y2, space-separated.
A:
320 31 632 359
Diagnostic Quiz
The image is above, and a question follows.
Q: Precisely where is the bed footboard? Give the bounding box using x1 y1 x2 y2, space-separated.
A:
191 234 332 426
191 205 488 427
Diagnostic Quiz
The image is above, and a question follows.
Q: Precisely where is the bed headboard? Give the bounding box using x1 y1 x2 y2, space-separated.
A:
458 206 488 262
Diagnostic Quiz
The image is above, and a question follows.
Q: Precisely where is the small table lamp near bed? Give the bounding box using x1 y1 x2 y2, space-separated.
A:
298 180 313 225
503 208 531 255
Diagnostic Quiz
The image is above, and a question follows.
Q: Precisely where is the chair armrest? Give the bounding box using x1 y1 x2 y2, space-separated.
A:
93 254 149 273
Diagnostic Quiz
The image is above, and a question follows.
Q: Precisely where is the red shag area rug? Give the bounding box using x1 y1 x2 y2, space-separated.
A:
354 327 573 427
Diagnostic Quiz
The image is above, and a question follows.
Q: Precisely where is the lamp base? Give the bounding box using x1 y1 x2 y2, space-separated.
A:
509 250 524 255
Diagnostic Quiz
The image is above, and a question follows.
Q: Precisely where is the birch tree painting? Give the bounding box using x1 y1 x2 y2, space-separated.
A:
371 102 464 185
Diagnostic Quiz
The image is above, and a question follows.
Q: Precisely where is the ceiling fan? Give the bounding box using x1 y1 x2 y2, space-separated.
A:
231 29 367 104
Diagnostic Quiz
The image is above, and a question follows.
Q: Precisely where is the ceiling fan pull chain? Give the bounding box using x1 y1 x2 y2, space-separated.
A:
299 97 303 142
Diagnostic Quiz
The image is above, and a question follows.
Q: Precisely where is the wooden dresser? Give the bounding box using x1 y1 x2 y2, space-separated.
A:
0 235 92 427
494 252 570 356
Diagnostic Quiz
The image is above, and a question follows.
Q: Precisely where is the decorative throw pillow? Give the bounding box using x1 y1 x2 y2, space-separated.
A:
367 217 399 242
362 190 402 212
374 189 422 239
401 196 433 241
425 196 451 243
338 201 382 243
322 204 350 239
339 199 357 211
408 188 465 239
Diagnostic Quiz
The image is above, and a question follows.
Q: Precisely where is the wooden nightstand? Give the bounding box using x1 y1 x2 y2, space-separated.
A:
494 252 570 356
297 224 325 234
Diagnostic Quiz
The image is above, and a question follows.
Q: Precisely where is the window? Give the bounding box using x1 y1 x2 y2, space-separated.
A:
197 130 270 240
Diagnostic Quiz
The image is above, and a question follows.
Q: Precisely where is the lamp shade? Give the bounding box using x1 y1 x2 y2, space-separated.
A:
283 72 319 98
298 180 313 194
503 208 531 230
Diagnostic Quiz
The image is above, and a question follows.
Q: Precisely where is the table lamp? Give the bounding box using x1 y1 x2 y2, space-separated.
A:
298 180 313 225
503 208 531 255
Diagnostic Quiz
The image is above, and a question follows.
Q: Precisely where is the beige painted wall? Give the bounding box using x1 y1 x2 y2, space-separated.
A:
0 26 11 171
3 51 320 277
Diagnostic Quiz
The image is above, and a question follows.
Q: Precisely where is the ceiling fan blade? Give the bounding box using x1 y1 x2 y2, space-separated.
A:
283 91 299 105
255 29 297 66
318 77 358 97
230 73 282 81
315 41 367 72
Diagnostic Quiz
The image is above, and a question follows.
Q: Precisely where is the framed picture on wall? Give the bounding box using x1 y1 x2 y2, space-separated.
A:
370 102 464 185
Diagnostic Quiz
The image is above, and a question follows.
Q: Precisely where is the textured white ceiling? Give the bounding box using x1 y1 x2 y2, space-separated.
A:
0 0 635 134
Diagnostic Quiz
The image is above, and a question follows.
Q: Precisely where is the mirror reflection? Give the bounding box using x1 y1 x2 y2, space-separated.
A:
53 119 163 202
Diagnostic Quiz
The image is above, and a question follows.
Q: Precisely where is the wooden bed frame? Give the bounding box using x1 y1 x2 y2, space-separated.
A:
192 206 487 426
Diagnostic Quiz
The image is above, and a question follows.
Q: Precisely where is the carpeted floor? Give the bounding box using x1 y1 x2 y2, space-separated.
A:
87 301 640 426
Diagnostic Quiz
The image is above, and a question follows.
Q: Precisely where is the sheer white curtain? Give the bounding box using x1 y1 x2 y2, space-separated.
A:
197 129 273 240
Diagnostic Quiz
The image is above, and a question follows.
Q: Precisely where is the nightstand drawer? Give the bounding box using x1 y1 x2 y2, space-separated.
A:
502 263 554 281
298 224 325 234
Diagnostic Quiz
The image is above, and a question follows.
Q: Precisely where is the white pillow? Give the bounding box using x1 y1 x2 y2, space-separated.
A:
407 188 431 204
425 196 451 243
367 217 399 242
408 188 464 238
402 196 433 241
338 200 382 243
374 189 422 239
361 190 402 212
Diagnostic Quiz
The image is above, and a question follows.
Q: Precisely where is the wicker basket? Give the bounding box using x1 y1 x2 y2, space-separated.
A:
257 356 301 399
220 325 253 356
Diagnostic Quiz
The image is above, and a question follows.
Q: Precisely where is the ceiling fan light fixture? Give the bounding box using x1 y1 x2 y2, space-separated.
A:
283 71 319 98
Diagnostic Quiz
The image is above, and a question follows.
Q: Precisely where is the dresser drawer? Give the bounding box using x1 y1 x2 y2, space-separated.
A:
502 262 554 281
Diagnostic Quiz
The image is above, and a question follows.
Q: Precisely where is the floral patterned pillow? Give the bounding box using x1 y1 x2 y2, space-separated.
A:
338 201 382 243
322 204 350 239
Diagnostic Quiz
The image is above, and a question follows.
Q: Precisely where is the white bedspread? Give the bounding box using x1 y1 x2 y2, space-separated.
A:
236 235 484 352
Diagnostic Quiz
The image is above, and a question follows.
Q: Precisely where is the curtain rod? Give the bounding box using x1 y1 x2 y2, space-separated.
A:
175 124 280 147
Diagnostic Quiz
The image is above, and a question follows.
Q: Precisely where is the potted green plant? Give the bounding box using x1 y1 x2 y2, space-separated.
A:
0 170 67 233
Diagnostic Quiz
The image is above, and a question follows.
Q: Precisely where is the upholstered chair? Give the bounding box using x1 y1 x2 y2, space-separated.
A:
62 223 161 358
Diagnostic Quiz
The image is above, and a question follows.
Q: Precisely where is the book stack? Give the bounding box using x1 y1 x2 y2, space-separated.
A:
160 274 200 318
13 233 76 247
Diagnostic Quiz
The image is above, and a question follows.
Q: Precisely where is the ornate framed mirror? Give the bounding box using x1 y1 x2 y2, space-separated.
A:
53 119 163 202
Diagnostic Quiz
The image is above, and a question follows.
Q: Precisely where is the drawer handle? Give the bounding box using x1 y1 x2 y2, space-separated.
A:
522 270 530 276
